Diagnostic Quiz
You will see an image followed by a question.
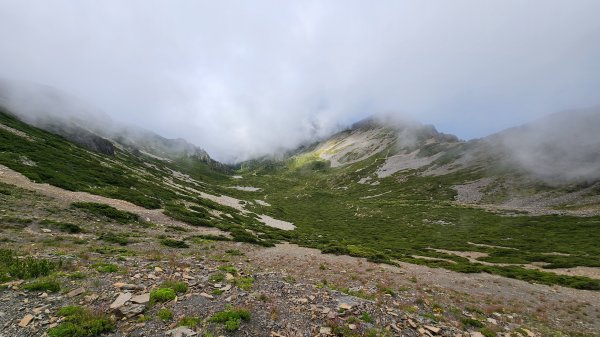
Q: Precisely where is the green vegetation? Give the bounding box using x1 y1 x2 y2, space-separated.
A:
48 306 115 337
40 219 83 233
209 308 250 331
2 108 600 291
22 277 61 292
92 262 119 273
71 202 140 224
159 280 188 294
178 316 201 328
0 249 58 281
0 111 181 209
157 308 173 321
361 312 374 323
150 288 176 303
218 265 238 275
236 147 600 290
98 232 129 246
160 238 189 248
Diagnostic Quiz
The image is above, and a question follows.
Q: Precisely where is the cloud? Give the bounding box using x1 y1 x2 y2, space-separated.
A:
0 0 599 162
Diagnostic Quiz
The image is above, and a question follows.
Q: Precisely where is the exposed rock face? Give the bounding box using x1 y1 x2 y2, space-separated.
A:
44 123 115 155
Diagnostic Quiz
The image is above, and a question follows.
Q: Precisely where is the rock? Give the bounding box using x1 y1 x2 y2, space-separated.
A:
32 306 45 315
225 273 234 281
200 292 214 299
19 314 33 327
114 282 142 290
84 294 99 303
67 287 85 298
425 325 441 334
41 228 52 233
521 329 535 337
221 284 232 292
408 318 417 328
338 303 352 310
131 293 150 304
166 326 197 337
348 324 357 330
470 332 484 337
155 267 163 273
319 326 332 335
110 292 132 309
486 317 497 325
118 304 145 317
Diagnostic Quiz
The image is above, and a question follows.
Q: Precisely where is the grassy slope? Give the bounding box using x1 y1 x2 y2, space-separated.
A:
234 144 600 290
2 110 599 290
0 111 289 247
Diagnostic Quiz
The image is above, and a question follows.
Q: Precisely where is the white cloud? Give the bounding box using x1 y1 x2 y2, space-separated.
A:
0 0 599 162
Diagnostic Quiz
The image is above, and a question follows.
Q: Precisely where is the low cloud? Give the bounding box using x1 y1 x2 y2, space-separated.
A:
0 1 599 162
499 107 600 183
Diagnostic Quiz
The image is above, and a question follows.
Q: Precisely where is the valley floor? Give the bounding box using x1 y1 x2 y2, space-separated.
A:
1 166 599 337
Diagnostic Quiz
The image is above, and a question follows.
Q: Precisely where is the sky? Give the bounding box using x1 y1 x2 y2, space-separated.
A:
0 1 599 162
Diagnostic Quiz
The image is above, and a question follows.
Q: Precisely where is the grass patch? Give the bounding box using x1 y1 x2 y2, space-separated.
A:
160 238 189 248
178 316 201 328
92 262 119 273
98 232 129 246
150 288 176 303
159 280 188 294
234 277 254 291
218 265 238 275
23 277 61 292
157 308 173 321
48 305 115 337
209 308 250 331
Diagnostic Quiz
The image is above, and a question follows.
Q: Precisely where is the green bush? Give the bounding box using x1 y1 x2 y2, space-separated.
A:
160 238 189 248
98 232 129 246
40 219 83 234
71 202 140 224
150 288 176 303
0 249 58 281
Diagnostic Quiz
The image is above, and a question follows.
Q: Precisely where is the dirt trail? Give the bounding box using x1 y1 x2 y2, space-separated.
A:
0 164 224 236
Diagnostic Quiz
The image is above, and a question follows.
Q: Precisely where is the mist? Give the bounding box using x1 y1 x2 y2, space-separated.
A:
499 107 600 184
0 1 599 162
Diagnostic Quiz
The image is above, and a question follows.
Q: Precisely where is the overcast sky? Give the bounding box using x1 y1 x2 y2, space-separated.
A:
0 1 599 162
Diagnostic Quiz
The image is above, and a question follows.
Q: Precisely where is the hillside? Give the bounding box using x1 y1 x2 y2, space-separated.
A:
0 105 599 336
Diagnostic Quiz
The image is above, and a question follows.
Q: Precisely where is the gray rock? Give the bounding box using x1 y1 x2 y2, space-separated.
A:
166 326 197 337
